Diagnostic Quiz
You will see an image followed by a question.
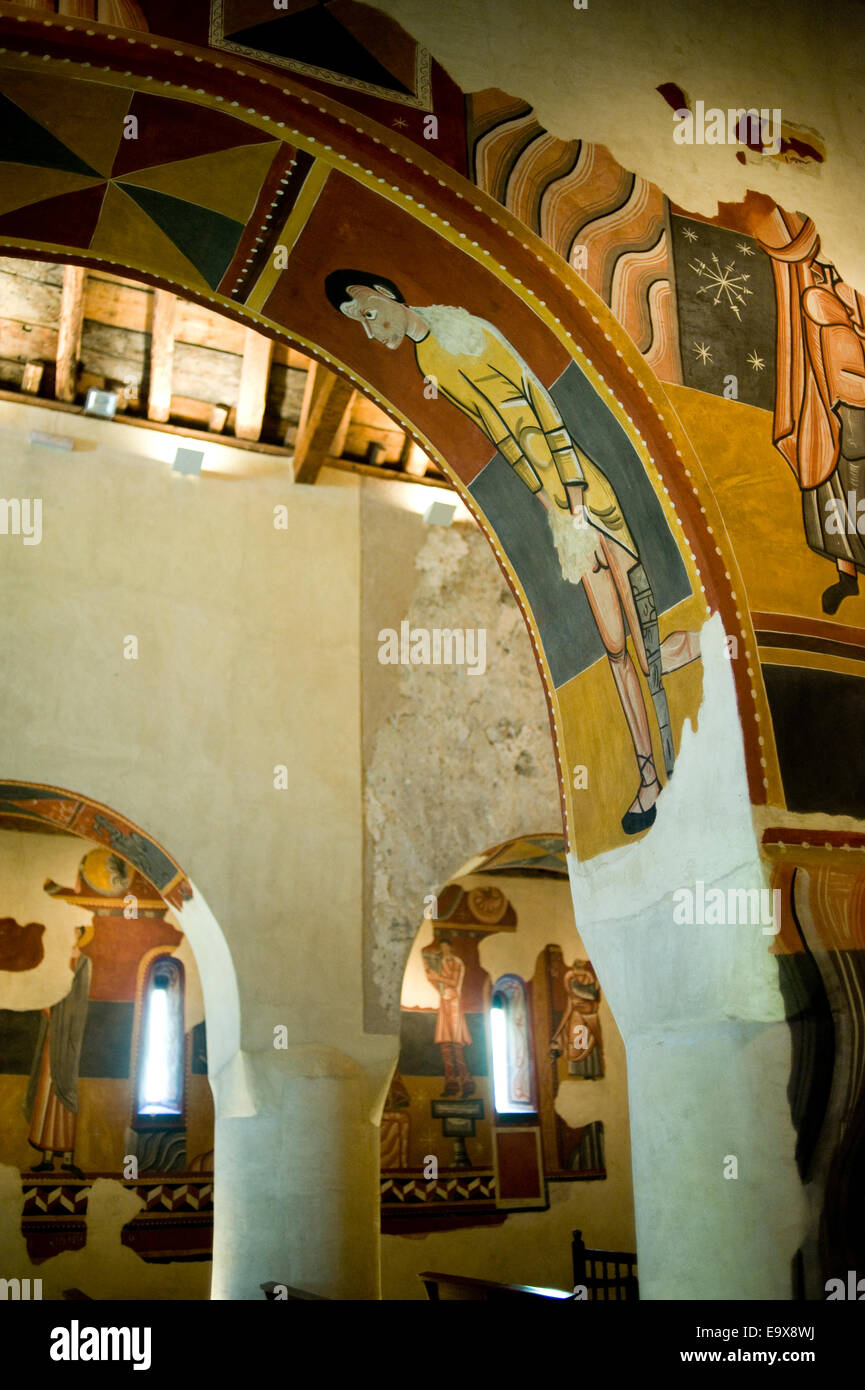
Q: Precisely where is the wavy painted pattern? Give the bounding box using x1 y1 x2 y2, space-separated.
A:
469 91 682 384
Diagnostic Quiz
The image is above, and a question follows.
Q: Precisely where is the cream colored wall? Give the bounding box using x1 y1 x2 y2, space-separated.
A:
0 397 392 1298
383 869 635 1299
0 399 374 1067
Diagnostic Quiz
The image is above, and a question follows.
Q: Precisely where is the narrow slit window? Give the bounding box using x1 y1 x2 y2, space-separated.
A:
490 974 534 1115
137 957 184 1118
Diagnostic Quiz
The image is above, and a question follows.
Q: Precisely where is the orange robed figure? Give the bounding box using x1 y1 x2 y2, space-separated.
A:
24 925 92 1177
423 938 474 1098
760 213 865 614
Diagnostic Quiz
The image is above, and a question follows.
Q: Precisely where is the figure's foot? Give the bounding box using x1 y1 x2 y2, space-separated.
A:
822 571 859 614
31 1159 54 1172
621 754 661 836
60 1163 84 1179
441 1081 460 1098
461 1079 475 1097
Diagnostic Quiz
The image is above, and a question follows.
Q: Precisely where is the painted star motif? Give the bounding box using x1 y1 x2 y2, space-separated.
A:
682 225 698 242
736 241 756 256
688 251 754 320
692 340 713 365
392 117 409 129
747 350 765 371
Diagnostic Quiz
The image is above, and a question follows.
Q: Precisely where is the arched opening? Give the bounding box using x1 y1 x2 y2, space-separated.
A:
381 833 633 1299
0 780 240 1298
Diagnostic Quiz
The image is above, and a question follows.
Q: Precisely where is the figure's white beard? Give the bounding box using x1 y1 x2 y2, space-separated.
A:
411 304 487 357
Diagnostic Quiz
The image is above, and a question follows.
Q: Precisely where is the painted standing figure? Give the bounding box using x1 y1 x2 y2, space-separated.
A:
423 937 474 1098
550 961 603 1078
327 270 700 833
24 924 92 1177
760 215 865 614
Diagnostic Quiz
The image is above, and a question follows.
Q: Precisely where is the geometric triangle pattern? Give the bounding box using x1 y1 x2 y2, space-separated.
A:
110 90 274 180
117 183 244 291
90 183 213 296
0 90 102 179
229 6 413 97
0 163 104 219
0 73 283 293
0 183 108 250
117 140 282 226
214 0 430 108
0 69 132 179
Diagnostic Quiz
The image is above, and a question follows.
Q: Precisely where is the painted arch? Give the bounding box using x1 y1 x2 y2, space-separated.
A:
0 11 770 861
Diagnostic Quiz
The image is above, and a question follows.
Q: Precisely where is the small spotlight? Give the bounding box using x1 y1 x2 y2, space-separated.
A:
423 499 456 527
172 447 204 476
83 389 118 419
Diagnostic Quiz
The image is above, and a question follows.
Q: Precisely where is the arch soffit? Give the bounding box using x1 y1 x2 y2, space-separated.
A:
0 17 772 852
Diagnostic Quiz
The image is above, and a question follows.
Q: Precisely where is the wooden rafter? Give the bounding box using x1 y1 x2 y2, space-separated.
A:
147 289 176 423
21 362 44 394
293 368 356 486
96 0 149 29
55 266 86 404
234 328 273 442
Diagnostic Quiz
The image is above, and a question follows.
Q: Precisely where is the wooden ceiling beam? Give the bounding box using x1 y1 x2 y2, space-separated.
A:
147 289 176 423
293 360 318 447
330 388 355 458
21 362 44 395
55 265 86 404
234 328 273 442
96 0 149 30
58 0 96 16
293 369 356 486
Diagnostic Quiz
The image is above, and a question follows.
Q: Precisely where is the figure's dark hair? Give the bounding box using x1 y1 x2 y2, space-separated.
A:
324 269 405 313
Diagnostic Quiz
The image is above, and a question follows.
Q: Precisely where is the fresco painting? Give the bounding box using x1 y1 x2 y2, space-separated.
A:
385 876 615 1230
0 838 213 1265
327 268 702 840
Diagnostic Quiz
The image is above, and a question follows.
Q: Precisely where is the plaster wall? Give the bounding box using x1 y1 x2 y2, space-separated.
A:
0 398 388 1297
360 486 562 1033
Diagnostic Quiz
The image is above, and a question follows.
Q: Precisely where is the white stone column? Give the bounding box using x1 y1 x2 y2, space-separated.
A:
210 1047 381 1301
568 618 807 1299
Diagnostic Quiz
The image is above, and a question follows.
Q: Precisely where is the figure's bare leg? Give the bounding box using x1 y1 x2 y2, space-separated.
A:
582 559 661 817
660 629 701 673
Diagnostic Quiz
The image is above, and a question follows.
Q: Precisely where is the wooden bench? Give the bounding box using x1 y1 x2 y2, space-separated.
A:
571 1229 639 1300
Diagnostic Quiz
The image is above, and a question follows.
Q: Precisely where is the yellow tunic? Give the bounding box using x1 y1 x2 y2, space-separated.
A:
413 315 637 559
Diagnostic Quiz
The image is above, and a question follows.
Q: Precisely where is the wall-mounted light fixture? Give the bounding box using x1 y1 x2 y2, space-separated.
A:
83 389 118 419
172 447 204 476
423 499 457 527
